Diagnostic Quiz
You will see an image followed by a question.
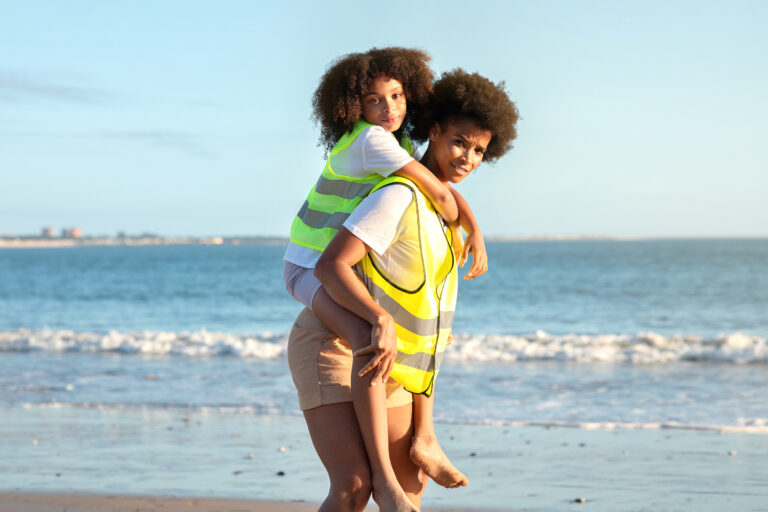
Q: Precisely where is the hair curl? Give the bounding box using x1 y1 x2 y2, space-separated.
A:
312 47 434 154
412 69 519 162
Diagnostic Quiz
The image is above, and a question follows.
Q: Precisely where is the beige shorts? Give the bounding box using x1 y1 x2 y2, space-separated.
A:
287 308 413 411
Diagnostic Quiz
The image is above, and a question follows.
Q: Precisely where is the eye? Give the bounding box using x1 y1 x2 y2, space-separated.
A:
392 93 403 100
369 97 380 104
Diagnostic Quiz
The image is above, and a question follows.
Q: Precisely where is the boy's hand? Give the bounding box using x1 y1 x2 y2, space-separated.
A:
462 230 487 280
354 314 396 385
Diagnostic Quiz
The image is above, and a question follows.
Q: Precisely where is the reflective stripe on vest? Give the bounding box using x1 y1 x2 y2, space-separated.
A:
290 120 415 252
358 176 458 396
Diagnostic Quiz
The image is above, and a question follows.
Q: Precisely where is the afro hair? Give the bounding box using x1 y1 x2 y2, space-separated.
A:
412 69 519 162
311 47 433 154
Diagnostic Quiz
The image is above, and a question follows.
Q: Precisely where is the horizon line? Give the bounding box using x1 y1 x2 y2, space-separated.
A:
2 233 768 243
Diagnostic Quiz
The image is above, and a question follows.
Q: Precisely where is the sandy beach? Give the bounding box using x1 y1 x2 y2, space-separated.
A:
0 493 318 512
0 492 497 512
0 493 484 512
2 406 766 512
0 492 488 512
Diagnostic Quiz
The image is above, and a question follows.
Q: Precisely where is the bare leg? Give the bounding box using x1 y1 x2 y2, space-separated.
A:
387 403 428 508
304 403 372 512
312 288 417 512
410 391 469 488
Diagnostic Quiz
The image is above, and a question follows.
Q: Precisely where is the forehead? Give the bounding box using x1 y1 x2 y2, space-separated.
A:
442 118 493 145
365 75 403 94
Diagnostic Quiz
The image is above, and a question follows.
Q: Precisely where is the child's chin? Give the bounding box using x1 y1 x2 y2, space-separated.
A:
382 122 402 132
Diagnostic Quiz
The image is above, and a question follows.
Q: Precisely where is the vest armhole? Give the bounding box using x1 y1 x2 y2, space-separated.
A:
365 182 426 295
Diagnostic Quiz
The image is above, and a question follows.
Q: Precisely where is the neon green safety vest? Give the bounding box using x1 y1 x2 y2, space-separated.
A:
358 176 458 397
290 119 414 252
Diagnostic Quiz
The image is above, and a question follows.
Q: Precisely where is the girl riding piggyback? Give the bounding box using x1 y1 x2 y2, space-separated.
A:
284 47 485 512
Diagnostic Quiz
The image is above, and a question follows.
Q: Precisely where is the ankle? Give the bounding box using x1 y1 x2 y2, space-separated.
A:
371 469 399 489
412 433 438 445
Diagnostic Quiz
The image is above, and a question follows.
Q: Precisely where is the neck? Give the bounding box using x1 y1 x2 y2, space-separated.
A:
419 146 447 183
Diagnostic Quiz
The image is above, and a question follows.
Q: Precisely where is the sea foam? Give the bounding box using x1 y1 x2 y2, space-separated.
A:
445 331 768 364
16 402 768 434
0 329 287 358
1 329 766 364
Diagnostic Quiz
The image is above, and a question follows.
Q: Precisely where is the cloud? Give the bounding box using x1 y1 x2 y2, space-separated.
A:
105 130 214 158
0 71 105 104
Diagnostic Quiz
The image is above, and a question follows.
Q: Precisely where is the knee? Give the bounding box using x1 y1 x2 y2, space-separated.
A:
330 473 372 511
348 321 371 349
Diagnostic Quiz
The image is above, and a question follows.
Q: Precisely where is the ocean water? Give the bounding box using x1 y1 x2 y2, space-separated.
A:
1 240 767 433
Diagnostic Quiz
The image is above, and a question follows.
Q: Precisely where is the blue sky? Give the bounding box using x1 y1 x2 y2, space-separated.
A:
1 0 766 237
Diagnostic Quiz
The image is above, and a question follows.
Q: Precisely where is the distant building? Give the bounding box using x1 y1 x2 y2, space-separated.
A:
61 227 82 239
41 227 55 238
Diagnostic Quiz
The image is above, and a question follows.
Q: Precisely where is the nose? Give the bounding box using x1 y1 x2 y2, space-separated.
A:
459 147 471 163
460 147 480 167
384 97 397 113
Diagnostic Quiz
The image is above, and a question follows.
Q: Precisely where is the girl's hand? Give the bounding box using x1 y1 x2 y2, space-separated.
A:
354 314 397 385
462 230 488 280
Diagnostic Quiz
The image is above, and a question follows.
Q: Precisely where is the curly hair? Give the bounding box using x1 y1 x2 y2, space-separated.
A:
412 69 519 162
312 47 434 154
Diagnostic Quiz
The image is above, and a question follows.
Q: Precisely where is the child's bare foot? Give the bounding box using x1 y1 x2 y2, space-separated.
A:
410 433 468 488
372 477 419 512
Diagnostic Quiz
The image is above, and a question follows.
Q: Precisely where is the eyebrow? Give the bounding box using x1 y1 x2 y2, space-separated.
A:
455 133 487 151
363 87 403 97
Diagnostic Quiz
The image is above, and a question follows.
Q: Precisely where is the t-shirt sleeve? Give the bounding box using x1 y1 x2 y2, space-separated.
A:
361 126 415 177
342 184 413 255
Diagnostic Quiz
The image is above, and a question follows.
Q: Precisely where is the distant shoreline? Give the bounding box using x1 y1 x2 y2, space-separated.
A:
0 236 289 249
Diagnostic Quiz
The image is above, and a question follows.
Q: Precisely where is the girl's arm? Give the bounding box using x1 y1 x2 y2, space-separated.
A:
394 160 459 223
314 228 397 384
448 185 488 280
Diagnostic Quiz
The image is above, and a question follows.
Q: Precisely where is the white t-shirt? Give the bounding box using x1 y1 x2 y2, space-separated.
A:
284 125 418 268
343 184 413 256
332 125 416 178
344 183 426 291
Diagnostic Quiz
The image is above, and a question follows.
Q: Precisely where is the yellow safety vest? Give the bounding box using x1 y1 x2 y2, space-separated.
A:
358 176 458 396
290 120 414 252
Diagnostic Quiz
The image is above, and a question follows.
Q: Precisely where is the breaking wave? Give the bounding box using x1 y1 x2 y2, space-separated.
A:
1 329 766 364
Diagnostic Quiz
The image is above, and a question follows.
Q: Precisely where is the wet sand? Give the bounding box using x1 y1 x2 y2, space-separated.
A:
2 407 766 512
0 492 486 511
0 492 314 512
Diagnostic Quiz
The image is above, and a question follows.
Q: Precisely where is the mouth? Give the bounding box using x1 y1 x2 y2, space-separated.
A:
384 116 399 124
451 163 470 175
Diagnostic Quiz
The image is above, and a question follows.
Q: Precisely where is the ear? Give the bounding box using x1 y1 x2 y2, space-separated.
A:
429 123 441 142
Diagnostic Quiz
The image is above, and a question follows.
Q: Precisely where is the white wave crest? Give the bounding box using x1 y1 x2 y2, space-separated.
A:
2 329 767 363
0 329 287 358
445 331 768 364
18 402 768 434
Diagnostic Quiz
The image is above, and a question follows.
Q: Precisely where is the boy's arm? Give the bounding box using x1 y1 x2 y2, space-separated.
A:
394 160 459 223
448 185 488 280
